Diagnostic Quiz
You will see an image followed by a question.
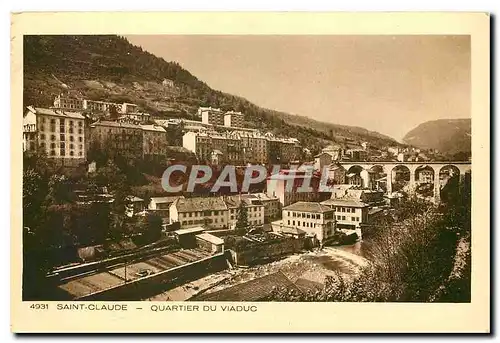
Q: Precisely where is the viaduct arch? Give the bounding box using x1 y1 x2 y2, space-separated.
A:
337 161 471 203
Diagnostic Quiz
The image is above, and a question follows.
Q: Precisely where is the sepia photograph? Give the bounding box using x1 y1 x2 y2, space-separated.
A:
11 12 490 333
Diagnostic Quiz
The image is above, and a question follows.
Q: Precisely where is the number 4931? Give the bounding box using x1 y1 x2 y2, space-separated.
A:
29 303 48 310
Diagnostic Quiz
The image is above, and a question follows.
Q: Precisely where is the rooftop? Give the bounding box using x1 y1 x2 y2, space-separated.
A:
173 197 228 213
283 201 333 213
174 226 206 236
321 198 369 208
30 107 85 120
190 271 300 301
195 233 224 245
150 196 184 204
91 120 141 129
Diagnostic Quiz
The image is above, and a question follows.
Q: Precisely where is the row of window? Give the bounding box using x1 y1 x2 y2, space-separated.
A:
41 118 83 127
41 142 83 150
288 220 317 228
288 212 320 219
42 125 84 134
336 215 360 222
334 207 357 213
40 134 83 143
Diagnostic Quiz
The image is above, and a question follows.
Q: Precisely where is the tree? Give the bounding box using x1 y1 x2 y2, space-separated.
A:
235 202 249 234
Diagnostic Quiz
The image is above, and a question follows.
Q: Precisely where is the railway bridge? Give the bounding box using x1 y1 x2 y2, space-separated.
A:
337 161 471 203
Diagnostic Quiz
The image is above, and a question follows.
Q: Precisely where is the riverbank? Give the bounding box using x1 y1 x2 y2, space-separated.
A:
147 244 370 301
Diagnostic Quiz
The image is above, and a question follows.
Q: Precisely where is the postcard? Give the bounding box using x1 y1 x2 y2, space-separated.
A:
11 12 490 333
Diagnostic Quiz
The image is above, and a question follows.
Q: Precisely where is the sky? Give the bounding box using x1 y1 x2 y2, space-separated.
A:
126 35 470 142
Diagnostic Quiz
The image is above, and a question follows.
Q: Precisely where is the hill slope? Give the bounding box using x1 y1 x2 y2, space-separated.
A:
23 35 400 153
402 119 471 155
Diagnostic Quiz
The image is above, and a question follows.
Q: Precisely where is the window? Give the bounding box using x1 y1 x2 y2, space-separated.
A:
50 119 56 125
60 134 65 141
50 135 56 141
60 148 65 156
301 213 305 218
78 151 82 156
50 143 55 149
341 208 345 212
342 216 346 220
40 142 46 149
78 121 83 127
60 142 65 149
69 127 74 134
69 136 74 142
297 221 300 226
69 151 74 156
292 220 295 226
50 150 55 156
214 211 218 215
287 211 290 217
189 213 192 217
78 137 83 142
40 134 45 140
69 120 74 127
70 143 74 150
352 217 356 221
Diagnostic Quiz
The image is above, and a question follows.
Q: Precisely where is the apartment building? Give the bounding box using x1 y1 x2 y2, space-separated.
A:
200 107 224 126
141 124 167 158
244 193 281 223
279 202 336 242
169 197 229 229
266 169 328 207
84 99 121 113
23 107 86 165
320 198 368 232
121 103 139 114
89 121 143 159
239 133 268 164
224 111 244 128
183 131 243 164
53 95 85 111
225 195 265 229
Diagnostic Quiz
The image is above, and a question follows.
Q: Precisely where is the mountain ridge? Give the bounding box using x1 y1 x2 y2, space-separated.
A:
402 118 471 156
23 35 402 154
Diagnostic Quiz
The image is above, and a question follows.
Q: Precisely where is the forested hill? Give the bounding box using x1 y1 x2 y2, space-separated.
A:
24 35 400 153
403 119 471 156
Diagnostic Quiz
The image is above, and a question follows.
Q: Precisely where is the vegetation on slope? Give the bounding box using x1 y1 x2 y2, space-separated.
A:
24 35 401 154
403 119 471 156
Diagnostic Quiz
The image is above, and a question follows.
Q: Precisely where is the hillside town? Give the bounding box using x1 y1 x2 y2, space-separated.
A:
22 95 472 302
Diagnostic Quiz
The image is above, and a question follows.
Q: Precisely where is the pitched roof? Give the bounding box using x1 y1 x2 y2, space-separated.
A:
32 107 85 119
321 198 369 208
150 196 184 204
91 120 141 129
173 197 227 212
141 124 166 132
195 233 224 245
190 271 300 301
283 201 333 213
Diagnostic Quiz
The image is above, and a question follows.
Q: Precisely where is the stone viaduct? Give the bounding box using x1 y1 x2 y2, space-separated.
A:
337 161 471 203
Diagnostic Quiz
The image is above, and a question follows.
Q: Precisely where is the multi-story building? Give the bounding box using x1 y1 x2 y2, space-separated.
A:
327 165 346 185
200 107 224 126
243 193 281 223
53 95 85 111
83 99 121 113
89 121 143 159
266 169 329 207
141 124 167 158
183 131 243 164
224 195 265 228
320 198 369 232
314 152 333 171
279 202 336 243
224 111 244 128
23 107 86 165
169 197 229 229
121 103 139 114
